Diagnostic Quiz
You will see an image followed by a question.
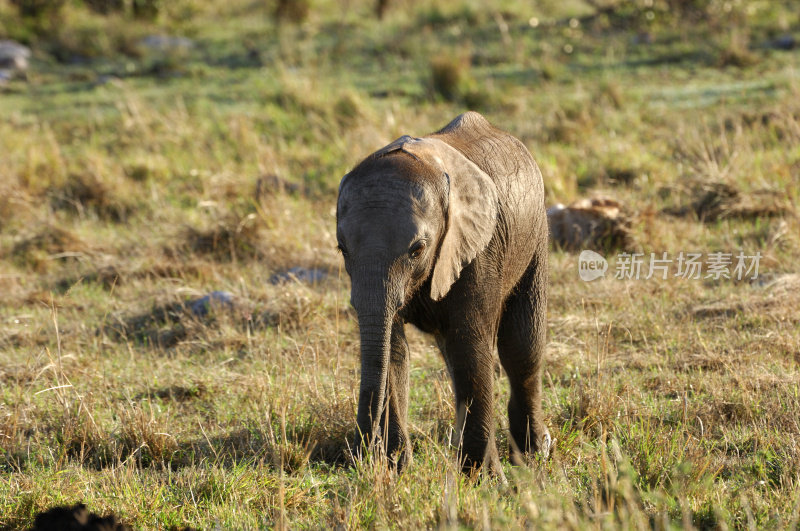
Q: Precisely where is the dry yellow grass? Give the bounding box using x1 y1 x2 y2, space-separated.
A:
1 0 799 528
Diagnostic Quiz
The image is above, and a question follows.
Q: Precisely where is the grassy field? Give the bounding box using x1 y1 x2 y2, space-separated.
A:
1 0 799 528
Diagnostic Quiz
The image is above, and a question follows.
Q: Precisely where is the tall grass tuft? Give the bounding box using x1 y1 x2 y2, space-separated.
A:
273 0 310 24
430 55 466 102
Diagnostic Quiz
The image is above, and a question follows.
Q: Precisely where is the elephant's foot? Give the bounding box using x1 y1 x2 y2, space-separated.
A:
389 443 413 472
351 430 413 472
509 425 552 465
385 424 413 472
349 433 368 465
508 396 551 464
460 441 507 483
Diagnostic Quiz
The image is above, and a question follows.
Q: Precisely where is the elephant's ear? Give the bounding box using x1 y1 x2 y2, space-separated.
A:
402 137 498 301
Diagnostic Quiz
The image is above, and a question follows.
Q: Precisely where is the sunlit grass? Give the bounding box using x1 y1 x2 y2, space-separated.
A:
1 0 799 528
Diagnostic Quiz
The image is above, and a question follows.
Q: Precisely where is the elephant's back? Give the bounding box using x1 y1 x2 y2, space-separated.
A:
432 112 547 291
432 113 540 189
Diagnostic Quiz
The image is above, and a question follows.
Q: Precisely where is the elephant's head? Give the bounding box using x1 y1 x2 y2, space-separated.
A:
336 135 499 454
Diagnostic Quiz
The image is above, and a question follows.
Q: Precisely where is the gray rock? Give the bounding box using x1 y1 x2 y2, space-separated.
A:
255 174 306 198
751 273 800 290
770 35 796 51
139 35 195 51
190 290 234 317
632 31 654 45
0 40 31 71
95 75 122 87
269 267 328 285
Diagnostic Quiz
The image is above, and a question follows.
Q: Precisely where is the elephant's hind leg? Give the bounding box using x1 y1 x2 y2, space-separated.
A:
497 254 550 463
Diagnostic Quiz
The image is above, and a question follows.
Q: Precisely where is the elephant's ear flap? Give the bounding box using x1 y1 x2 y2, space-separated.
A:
403 138 499 301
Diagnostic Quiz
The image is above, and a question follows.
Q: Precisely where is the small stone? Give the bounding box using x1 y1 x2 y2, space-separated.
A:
190 291 234 317
139 35 195 51
0 40 31 71
770 35 796 51
255 174 305 199
269 267 327 285
632 31 654 45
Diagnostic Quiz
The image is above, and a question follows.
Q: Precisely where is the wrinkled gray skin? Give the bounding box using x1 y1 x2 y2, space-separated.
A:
336 112 549 476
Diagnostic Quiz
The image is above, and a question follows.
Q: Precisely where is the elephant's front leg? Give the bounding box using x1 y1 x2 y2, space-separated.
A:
444 332 503 478
378 318 412 470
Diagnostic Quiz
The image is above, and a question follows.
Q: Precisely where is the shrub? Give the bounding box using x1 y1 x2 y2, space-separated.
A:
273 0 310 24
375 0 390 20
9 0 65 34
333 92 363 128
48 173 137 222
9 0 64 19
430 55 464 101
82 0 124 15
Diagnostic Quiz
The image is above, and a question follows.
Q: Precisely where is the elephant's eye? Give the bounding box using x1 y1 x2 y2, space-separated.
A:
409 241 426 260
337 243 349 258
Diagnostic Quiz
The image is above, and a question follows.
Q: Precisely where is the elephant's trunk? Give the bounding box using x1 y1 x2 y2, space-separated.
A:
355 312 391 448
351 265 395 454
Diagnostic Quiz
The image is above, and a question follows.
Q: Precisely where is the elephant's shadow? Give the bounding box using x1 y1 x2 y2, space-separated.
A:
180 419 457 472
172 425 355 472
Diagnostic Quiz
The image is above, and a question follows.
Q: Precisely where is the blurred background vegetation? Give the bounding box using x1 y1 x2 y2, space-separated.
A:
1 0 799 529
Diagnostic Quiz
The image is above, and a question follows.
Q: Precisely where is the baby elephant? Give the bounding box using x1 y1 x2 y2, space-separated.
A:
336 111 550 476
